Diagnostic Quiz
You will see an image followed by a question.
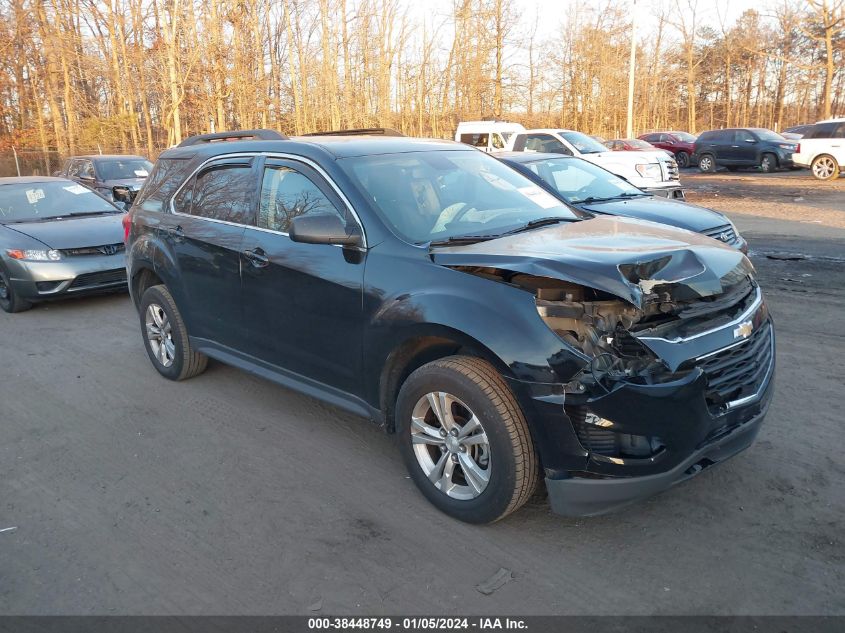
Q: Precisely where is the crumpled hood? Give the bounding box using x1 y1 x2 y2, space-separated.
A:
431 216 750 308
5 213 125 249
580 196 730 233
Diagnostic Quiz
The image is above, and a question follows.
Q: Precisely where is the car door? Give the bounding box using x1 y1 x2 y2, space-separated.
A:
160 156 258 347
239 157 365 395
731 130 758 164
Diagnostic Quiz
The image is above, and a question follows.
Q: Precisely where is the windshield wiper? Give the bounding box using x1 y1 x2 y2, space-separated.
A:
502 216 574 236
50 210 122 219
429 234 500 247
580 193 647 204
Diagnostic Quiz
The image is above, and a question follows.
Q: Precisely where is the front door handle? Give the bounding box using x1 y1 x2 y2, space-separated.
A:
243 247 269 268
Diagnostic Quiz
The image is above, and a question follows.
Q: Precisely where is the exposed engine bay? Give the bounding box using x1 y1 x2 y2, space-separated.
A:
449 265 758 390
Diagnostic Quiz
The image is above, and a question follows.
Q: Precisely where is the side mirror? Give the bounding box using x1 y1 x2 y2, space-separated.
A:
112 185 133 207
289 214 363 248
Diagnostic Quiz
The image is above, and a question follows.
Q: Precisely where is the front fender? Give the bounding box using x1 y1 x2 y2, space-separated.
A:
362 251 587 401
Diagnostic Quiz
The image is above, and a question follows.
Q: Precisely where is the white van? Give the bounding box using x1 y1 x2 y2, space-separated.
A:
455 121 526 153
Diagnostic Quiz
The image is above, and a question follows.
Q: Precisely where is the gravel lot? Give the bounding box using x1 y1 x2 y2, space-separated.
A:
1 169 843 615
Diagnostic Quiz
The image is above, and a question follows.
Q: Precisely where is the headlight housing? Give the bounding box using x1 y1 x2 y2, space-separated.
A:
6 249 62 261
635 163 662 180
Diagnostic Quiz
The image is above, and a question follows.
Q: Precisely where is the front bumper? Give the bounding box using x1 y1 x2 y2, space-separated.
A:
507 302 775 516
641 184 685 199
6 254 127 301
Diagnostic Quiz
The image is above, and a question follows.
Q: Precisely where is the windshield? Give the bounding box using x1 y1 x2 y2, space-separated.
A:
97 159 153 180
520 157 645 204
751 129 787 142
673 132 696 142
0 181 117 223
338 150 581 244
559 131 607 154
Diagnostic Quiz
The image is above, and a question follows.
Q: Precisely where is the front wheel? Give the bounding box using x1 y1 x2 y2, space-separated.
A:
675 151 690 168
139 284 208 381
760 153 777 173
395 356 539 524
811 155 840 181
0 269 32 313
698 154 716 173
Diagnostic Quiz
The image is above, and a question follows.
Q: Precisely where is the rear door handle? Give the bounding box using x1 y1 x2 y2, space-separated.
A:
243 247 269 268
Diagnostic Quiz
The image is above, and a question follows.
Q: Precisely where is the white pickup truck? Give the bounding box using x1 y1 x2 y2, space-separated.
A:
791 118 845 180
507 129 683 198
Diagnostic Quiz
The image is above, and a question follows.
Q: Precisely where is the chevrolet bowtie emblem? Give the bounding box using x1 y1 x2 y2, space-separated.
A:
733 321 753 339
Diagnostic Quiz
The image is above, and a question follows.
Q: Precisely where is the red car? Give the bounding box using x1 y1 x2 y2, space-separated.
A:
638 131 697 168
605 138 671 154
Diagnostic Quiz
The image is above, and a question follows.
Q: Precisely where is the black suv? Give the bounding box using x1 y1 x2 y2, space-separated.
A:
60 154 153 202
125 130 775 523
694 128 797 173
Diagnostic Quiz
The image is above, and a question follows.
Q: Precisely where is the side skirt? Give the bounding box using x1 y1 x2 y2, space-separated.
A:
191 337 384 425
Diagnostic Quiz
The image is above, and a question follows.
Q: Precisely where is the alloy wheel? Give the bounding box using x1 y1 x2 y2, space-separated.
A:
410 391 491 500
145 303 175 367
761 155 774 173
812 156 837 180
699 156 713 172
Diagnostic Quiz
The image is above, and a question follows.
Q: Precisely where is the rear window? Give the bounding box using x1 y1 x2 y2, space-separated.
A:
134 158 191 213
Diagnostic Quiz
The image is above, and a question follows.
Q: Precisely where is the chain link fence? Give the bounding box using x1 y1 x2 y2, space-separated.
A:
1 147 165 178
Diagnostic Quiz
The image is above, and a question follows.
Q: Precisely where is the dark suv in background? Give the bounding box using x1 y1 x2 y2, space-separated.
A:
125 129 774 523
693 128 797 173
61 154 153 202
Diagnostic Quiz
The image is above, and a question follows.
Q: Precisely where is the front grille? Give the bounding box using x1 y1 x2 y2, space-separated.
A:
663 159 680 181
68 268 127 290
60 243 125 257
701 223 737 245
696 321 774 412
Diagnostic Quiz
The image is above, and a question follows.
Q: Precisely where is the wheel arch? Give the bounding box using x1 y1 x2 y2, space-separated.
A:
378 326 513 433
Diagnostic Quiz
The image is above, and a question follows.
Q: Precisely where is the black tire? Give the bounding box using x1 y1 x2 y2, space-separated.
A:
395 355 539 524
675 151 690 168
0 268 33 313
760 153 777 173
698 153 716 173
139 284 207 381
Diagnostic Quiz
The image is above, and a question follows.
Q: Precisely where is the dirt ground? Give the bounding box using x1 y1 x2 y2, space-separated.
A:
1 170 843 616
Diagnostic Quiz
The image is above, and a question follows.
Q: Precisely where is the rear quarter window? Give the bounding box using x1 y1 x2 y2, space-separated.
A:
805 122 839 139
134 158 191 213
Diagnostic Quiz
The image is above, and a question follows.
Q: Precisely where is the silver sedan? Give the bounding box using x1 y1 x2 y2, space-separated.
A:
0 177 128 313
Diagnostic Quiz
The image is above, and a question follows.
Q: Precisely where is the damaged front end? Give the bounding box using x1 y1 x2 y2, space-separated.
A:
439 234 775 515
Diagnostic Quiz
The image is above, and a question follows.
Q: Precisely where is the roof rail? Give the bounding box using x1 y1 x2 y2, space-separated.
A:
302 128 406 137
177 129 287 147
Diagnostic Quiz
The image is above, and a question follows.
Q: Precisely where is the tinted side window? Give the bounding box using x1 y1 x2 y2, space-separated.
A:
806 122 838 139
641 134 658 142
735 130 754 143
835 123 845 139
192 164 256 224
525 133 566 153
134 158 191 213
67 159 81 178
79 160 95 179
697 132 715 143
258 166 343 233
459 133 489 148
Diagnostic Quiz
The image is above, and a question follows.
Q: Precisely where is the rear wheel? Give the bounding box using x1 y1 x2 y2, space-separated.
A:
139 285 207 380
760 153 777 173
698 154 716 173
674 151 690 168
811 154 840 181
0 269 32 313
395 356 539 524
